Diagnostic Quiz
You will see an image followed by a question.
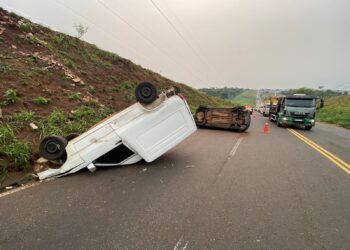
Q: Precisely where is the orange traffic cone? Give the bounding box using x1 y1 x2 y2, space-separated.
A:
263 122 269 134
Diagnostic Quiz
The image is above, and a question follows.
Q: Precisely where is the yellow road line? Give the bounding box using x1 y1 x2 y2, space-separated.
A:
290 129 350 169
287 129 350 175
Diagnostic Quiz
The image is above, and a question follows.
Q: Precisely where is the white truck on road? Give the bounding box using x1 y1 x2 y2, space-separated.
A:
37 82 197 179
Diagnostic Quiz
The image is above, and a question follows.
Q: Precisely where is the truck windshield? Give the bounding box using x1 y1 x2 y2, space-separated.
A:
285 98 315 108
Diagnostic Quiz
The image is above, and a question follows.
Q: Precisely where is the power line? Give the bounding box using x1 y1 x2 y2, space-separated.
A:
53 0 153 66
334 82 350 90
54 0 203 84
160 1 216 80
149 0 209 76
94 0 205 83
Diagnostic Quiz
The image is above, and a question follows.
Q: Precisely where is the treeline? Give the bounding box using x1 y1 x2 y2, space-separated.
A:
199 87 245 99
280 88 348 98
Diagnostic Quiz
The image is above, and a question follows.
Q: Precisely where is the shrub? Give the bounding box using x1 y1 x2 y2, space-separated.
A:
19 21 31 32
65 58 75 69
10 12 19 18
53 34 65 44
74 24 88 38
2 89 19 105
33 96 50 105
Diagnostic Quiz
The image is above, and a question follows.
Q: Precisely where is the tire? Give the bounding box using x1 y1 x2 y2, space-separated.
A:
305 126 312 130
277 119 282 127
39 136 68 161
135 82 157 104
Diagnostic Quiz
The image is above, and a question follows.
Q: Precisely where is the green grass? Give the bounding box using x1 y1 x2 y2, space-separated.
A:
0 124 31 171
11 110 35 123
231 90 257 106
2 89 19 106
33 96 50 105
0 61 12 73
69 92 82 101
53 34 65 44
65 58 75 69
38 105 113 138
317 95 350 129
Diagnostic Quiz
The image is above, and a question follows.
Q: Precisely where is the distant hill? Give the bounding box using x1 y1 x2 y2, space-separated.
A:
231 89 257 106
199 87 245 100
280 88 347 97
200 87 256 106
0 7 229 176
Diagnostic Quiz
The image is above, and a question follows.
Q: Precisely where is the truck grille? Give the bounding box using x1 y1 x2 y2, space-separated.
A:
291 112 309 118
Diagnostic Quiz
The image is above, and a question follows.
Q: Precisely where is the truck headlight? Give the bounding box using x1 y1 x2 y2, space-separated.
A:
283 117 288 121
310 119 314 123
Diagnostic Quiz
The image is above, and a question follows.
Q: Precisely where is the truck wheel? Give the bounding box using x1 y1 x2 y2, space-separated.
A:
277 120 282 127
135 82 157 104
39 136 67 161
305 126 312 130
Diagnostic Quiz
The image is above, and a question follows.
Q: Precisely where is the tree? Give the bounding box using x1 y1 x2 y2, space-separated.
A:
74 24 88 39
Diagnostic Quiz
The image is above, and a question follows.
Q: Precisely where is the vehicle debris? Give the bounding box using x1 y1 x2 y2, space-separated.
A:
36 82 197 180
29 122 38 130
194 106 251 132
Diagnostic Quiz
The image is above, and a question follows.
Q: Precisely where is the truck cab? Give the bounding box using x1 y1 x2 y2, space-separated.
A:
273 95 317 130
262 103 270 116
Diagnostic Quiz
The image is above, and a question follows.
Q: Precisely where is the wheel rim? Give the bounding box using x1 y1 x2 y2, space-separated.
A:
46 141 60 154
141 87 152 98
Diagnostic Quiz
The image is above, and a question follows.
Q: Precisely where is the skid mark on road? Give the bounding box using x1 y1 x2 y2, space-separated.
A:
288 129 350 175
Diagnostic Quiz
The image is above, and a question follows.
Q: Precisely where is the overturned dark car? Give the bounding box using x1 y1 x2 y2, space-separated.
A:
194 106 251 132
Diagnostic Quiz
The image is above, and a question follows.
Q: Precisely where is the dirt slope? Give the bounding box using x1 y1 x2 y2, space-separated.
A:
0 8 228 176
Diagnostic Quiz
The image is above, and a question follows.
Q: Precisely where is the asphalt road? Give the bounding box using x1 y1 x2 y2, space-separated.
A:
1 114 350 250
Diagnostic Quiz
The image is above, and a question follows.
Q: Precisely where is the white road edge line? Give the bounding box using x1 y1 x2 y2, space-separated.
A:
0 177 55 198
0 182 41 198
228 137 244 159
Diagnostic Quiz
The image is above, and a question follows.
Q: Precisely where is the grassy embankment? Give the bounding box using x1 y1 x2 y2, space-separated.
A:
0 8 229 180
317 95 350 129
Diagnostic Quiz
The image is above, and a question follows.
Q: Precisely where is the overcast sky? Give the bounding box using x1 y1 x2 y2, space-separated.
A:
1 0 349 90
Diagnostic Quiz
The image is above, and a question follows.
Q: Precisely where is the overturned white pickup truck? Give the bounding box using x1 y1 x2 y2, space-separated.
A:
37 82 196 180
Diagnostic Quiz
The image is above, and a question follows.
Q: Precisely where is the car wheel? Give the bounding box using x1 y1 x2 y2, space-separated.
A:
135 82 157 104
39 136 68 161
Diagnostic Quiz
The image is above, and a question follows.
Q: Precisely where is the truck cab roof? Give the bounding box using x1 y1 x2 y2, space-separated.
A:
285 95 317 99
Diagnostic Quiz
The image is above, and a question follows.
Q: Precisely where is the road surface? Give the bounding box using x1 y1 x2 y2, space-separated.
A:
1 114 350 249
